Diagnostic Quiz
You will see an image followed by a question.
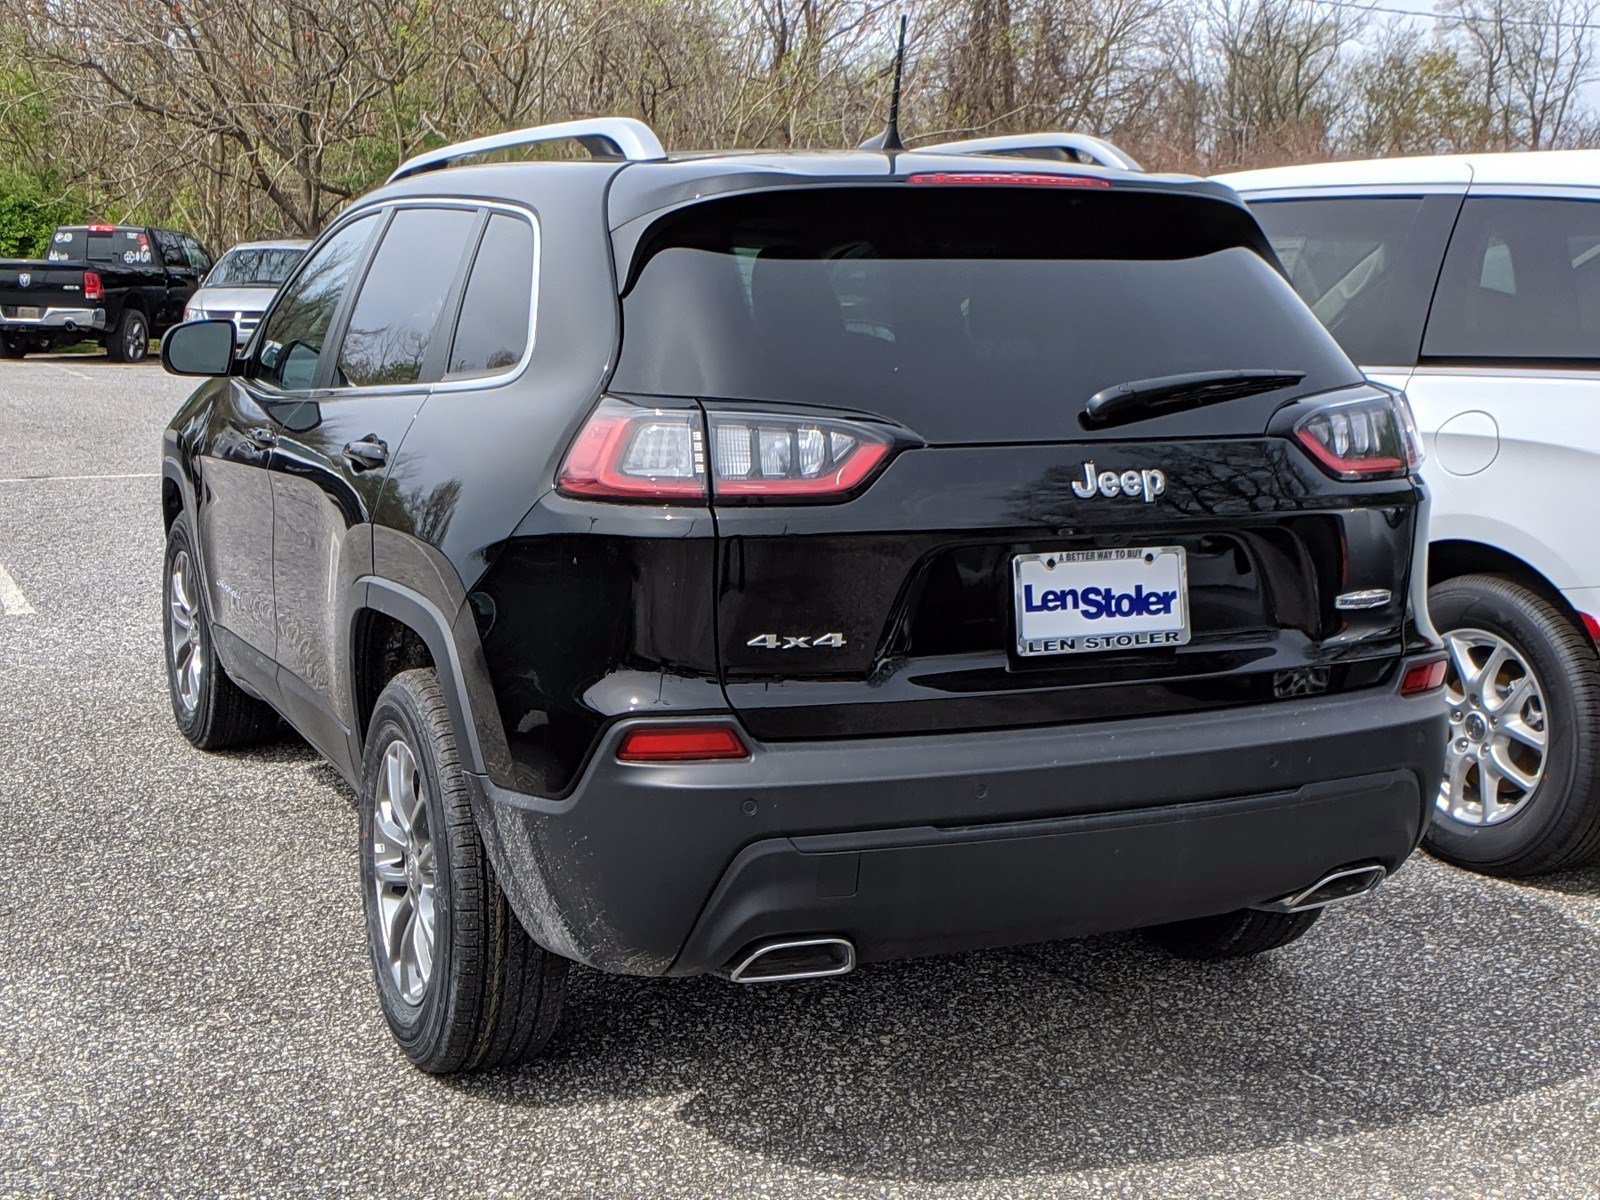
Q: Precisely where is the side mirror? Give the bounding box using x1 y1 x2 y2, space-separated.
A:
161 319 235 377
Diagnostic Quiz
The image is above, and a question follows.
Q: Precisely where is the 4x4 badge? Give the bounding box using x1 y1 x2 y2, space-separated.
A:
1071 461 1166 503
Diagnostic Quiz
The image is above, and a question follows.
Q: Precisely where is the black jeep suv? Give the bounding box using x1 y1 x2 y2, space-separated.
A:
159 120 1446 1072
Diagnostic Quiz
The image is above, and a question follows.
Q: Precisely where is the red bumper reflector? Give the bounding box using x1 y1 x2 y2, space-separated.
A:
616 724 750 763
1399 657 1448 697
1581 611 1600 642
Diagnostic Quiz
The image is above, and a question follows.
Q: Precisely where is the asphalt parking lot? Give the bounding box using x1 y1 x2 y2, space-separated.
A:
1 356 1597 1198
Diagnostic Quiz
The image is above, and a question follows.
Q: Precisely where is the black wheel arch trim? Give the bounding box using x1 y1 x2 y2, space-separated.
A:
353 578 489 777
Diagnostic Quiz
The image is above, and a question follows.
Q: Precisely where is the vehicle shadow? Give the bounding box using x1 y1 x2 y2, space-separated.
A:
447 861 1600 1181
1508 859 1600 898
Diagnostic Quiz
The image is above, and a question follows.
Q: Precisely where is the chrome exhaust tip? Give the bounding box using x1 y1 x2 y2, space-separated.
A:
726 936 856 984
1254 864 1387 914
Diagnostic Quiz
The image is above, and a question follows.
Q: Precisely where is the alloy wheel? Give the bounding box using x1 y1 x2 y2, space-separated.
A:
371 738 438 1005
1438 627 1549 826
126 314 148 359
167 548 205 714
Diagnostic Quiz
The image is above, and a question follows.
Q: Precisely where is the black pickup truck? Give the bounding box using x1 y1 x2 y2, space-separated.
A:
0 224 212 362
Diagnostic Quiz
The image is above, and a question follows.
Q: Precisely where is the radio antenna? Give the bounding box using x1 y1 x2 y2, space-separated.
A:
859 14 908 152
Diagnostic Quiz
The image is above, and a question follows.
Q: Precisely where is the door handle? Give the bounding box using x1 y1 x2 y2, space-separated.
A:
342 435 389 472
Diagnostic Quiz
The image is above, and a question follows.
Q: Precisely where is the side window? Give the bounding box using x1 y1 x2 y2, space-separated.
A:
182 235 212 274
153 230 186 269
1423 196 1600 360
256 214 379 391
444 213 536 379
335 207 479 388
1248 196 1455 367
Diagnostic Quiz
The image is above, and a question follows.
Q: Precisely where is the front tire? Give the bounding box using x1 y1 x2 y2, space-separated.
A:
360 669 568 1073
1144 908 1322 960
1424 575 1600 876
163 514 280 749
106 307 149 362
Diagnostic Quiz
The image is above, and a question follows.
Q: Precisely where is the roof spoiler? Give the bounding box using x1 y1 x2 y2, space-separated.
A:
913 132 1142 172
387 118 667 183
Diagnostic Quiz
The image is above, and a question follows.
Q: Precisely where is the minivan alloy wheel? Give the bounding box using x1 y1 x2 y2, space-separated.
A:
1440 627 1548 826
371 738 438 1005
166 548 204 715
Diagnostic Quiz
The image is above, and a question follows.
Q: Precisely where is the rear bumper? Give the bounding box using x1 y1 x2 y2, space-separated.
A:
0 306 106 332
466 687 1445 976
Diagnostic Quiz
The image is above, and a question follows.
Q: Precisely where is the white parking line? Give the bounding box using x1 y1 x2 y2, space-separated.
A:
0 471 159 484
0 563 35 616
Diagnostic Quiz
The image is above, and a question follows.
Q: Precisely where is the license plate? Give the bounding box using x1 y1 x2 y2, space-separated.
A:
1013 546 1190 656
8 306 41 320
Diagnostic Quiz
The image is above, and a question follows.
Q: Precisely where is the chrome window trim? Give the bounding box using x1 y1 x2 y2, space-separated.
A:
253 196 540 400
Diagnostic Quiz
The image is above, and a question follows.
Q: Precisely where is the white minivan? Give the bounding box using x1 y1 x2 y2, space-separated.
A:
1218 152 1600 877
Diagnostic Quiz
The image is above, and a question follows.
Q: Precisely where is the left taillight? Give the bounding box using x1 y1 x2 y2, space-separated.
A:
1294 391 1422 481
557 397 894 503
83 271 104 302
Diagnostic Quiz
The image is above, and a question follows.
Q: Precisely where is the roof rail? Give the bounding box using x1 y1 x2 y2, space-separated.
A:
913 132 1142 172
388 117 667 183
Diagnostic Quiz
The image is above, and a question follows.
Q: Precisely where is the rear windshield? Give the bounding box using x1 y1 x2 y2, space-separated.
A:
611 189 1356 443
46 227 154 266
206 246 306 287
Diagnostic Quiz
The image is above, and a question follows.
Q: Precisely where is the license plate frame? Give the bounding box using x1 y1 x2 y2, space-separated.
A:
8 306 42 321
1012 546 1191 657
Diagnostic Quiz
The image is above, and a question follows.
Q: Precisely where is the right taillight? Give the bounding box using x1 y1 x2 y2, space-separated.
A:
83 271 104 302
1294 391 1422 481
557 397 894 503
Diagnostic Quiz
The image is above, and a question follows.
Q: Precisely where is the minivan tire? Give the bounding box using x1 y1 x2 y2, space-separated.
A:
163 513 281 749
107 307 149 362
360 669 568 1073
1143 907 1322 960
1424 574 1600 876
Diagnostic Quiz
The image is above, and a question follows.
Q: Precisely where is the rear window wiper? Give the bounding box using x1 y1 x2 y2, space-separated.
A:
1082 369 1305 430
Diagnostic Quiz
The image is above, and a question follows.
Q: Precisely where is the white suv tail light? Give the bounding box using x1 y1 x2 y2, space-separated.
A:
1294 391 1423 481
557 398 893 503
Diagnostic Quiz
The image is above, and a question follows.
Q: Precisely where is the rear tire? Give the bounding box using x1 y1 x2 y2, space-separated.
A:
1424 574 1600 876
106 307 149 362
1144 908 1322 960
163 513 280 749
360 668 568 1073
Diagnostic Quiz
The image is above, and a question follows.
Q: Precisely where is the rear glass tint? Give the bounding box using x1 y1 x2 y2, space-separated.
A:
611 189 1356 444
47 227 153 265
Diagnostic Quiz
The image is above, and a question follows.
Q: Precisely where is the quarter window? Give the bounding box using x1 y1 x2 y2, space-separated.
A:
1249 196 1456 367
1423 196 1600 360
255 214 378 391
445 213 536 379
336 207 479 388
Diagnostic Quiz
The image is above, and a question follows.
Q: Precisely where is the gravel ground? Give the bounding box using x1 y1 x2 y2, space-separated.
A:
1 356 1597 1199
